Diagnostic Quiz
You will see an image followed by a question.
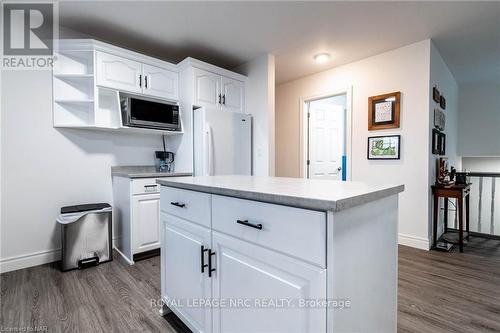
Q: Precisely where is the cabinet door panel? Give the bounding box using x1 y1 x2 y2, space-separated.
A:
161 213 212 333
221 77 244 113
212 232 326 333
194 69 221 108
96 51 141 93
132 194 160 254
143 64 179 100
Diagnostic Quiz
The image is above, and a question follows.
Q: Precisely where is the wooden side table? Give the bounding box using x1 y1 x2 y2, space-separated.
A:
431 184 471 252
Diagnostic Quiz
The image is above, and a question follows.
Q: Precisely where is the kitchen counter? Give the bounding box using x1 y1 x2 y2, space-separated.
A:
156 175 404 211
158 175 403 332
111 166 192 179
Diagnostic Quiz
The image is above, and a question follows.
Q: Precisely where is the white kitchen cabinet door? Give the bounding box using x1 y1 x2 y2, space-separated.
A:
161 213 212 333
132 193 160 254
194 68 221 108
142 64 179 100
211 231 326 333
221 76 245 113
96 51 142 93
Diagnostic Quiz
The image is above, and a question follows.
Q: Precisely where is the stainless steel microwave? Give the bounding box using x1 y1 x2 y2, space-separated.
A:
120 93 181 131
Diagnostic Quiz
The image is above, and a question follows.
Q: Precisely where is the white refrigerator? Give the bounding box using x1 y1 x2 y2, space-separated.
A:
193 107 252 176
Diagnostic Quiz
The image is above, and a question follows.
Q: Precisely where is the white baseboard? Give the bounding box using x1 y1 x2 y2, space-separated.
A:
0 248 61 274
398 233 430 250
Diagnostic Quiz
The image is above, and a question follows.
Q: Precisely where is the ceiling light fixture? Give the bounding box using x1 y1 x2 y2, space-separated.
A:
314 53 330 64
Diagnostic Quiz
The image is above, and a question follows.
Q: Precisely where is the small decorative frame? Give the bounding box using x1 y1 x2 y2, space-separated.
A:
439 95 446 110
368 91 401 130
432 129 440 154
434 108 445 131
367 135 401 160
438 132 446 155
433 86 440 103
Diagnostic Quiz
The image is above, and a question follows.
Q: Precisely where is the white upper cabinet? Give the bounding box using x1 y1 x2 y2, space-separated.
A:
142 63 179 100
221 76 244 113
191 67 245 112
96 51 142 93
194 68 221 108
96 51 179 100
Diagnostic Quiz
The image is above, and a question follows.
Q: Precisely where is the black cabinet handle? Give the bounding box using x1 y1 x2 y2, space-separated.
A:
145 75 148 89
170 202 186 208
139 74 142 88
218 94 222 104
208 249 216 277
236 219 263 230
222 94 226 105
201 245 208 273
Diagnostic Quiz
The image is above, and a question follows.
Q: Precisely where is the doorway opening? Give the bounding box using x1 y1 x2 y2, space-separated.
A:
302 92 350 180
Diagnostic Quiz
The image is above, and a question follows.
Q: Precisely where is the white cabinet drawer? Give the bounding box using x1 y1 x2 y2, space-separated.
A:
161 187 211 228
212 195 326 267
131 178 160 195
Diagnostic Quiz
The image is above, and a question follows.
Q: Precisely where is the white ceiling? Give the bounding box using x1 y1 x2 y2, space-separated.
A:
59 1 500 84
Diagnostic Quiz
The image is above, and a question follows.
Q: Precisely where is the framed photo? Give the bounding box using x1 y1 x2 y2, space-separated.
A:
439 95 446 109
367 135 401 160
438 132 446 155
368 91 401 130
434 108 445 131
432 129 440 154
433 87 440 103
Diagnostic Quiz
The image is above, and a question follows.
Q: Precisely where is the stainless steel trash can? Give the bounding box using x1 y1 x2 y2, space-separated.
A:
58 203 112 271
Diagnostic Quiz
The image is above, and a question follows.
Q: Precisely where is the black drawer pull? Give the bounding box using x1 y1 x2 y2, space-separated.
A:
170 202 186 208
237 219 263 230
201 245 208 273
208 249 216 277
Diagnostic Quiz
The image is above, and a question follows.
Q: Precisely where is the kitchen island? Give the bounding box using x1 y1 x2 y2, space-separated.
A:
157 176 404 333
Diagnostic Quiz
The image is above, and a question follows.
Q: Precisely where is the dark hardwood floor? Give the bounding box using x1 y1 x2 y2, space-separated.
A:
1 239 500 332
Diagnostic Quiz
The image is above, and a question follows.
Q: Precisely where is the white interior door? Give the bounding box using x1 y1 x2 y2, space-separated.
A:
307 96 346 180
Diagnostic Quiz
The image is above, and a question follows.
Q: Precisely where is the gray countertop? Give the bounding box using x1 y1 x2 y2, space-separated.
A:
111 166 192 179
157 175 404 212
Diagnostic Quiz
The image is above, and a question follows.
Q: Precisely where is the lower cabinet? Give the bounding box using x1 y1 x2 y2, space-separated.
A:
211 231 326 333
161 194 327 333
162 213 212 333
132 193 160 253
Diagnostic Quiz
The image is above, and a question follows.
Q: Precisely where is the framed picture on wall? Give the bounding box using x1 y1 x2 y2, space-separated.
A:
367 135 401 160
433 86 440 103
439 132 446 155
432 129 440 154
439 95 446 109
434 108 445 131
368 91 401 130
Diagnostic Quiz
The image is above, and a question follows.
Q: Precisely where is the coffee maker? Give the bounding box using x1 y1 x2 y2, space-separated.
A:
155 151 174 172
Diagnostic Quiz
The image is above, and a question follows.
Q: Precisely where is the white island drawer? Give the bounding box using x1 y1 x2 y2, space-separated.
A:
161 187 211 227
132 178 161 194
212 195 326 267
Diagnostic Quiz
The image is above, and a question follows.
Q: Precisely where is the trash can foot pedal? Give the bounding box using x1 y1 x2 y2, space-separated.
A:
78 256 100 269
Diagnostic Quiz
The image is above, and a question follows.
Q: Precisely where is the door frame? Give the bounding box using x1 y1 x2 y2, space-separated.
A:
299 87 353 180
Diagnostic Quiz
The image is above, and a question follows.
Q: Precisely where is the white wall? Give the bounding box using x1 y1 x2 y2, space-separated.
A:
276 40 432 249
0 70 168 272
236 54 276 176
462 157 500 172
458 82 500 156
428 42 460 241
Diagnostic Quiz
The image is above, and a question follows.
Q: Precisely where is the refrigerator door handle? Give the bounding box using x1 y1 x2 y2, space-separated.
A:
205 123 214 176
